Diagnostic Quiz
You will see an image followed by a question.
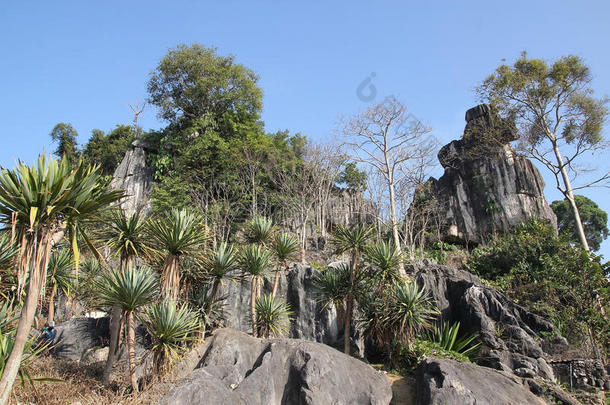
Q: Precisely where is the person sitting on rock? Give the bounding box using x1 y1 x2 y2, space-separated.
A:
39 321 57 347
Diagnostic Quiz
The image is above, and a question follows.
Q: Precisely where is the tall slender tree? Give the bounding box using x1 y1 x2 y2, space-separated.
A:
239 244 272 337
477 52 609 252
0 155 122 403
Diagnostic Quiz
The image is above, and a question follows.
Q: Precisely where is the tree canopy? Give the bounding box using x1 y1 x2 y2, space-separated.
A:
49 123 79 165
551 195 609 251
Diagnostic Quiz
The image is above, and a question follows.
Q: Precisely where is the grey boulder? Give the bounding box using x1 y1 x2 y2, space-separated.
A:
162 328 392 405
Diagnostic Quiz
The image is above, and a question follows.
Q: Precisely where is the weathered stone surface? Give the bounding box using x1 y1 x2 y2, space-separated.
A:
416 358 547 405
427 104 556 244
53 317 109 361
413 262 557 380
551 359 610 391
221 263 355 353
163 328 392 405
110 139 153 216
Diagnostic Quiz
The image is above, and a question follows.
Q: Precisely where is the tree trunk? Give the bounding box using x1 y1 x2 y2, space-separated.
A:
127 311 138 392
343 251 360 355
387 181 406 276
0 233 52 405
250 276 257 337
102 305 122 385
271 260 285 298
551 142 590 251
47 285 56 324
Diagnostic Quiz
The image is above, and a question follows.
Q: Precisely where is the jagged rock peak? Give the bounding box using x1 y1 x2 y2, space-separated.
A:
110 139 153 216
425 105 556 244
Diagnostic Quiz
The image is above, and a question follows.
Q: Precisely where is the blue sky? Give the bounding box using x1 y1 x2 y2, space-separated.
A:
1 1 609 257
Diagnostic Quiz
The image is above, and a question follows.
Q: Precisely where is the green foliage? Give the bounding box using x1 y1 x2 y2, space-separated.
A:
313 263 352 310
47 249 75 297
336 162 367 192
478 52 607 148
147 43 262 125
82 125 135 176
244 216 274 245
50 123 79 165
94 266 159 312
396 340 470 374
425 321 480 358
141 300 198 373
365 240 401 285
100 209 150 265
239 244 272 279
467 219 610 356
203 243 239 282
146 208 206 257
551 195 609 251
331 224 374 258
255 293 293 338
272 233 299 263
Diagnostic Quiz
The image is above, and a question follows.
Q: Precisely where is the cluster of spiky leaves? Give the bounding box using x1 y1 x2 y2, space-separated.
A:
255 293 293 338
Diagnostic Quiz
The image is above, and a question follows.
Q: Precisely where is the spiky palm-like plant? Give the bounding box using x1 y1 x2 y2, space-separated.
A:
271 233 299 297
46 249 75 323
101 209 150 268
202 243 238 321
239 244 272 337
313 263 351 311
384 280 438 344
331 224 373 354
0 155 122 402
255 293 293 338
95 265 158 392
147 209 206 301
0 234 18 301
141 300 198 375
365 240 401 287
425 321 480 359
244 216 274 245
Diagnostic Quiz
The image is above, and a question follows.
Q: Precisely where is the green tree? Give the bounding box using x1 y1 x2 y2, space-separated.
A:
147 43 262 126
201 243 238 329
46 249 75 324
551 195 608 251
336 162 367 192
95 266 158 392
82 125 135 176
477 52 609 252
0 156 122 402
271 233 299 297
50 123 79 165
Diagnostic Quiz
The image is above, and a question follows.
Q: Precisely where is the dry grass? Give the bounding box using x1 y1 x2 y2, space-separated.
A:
12 357 130 405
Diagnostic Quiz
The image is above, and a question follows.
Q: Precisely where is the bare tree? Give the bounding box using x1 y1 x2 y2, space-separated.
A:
342 96 436 274
128 102 146 139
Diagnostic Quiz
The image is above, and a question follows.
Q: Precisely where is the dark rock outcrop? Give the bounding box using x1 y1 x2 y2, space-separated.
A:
221 264 353 353
426 104 556 244
53 317 109 361
416 358 548 405
162 328 392 405
110 139 153 216
413 262 557 380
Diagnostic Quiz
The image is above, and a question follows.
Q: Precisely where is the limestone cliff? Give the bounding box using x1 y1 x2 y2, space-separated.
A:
109 139 153 216
427 104 556 244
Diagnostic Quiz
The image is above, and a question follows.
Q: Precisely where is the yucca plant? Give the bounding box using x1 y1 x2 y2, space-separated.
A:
147 208 206 301
191 284 226 335
271 233 299 297
95 265 158 392
244 216 274 246
384 280 439 344
425 321 480 359
202 243 238 320
255 293 293 338
313 263 351 311
0 155 123 402
331 224 373 354
100 209 150 268
239 244 273 337
141 300 199 375
46 249 75 323
365 240 401 286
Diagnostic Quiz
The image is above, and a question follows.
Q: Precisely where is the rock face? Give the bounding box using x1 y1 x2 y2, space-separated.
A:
53 317 109 362
221 264 349 352
427 104 556 244
416 358 547 405
110 139 153 216
413 262 557 381
162 328 392 405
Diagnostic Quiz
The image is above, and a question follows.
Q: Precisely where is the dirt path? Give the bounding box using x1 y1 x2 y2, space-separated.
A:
385 373 416 404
